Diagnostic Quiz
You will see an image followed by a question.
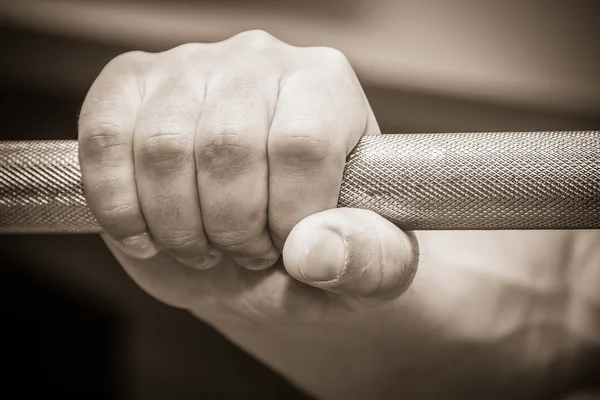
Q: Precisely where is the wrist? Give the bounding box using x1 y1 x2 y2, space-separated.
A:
191 304 409 400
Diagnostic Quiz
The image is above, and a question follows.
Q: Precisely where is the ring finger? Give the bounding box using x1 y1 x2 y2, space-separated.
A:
134 70 219 269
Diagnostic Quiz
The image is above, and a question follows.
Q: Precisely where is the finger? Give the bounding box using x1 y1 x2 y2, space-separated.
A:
78 51 159 259
195 68 280 270
267 47 371 249
101 233 212 310
133 68 222 270
282 208 419 300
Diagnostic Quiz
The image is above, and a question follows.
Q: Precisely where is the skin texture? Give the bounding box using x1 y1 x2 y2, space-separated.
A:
78 31 600 399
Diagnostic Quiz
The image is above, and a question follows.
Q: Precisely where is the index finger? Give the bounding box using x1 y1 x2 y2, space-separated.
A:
267 47 376 249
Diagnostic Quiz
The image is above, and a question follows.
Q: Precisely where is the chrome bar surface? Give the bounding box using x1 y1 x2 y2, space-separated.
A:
0 131 598 233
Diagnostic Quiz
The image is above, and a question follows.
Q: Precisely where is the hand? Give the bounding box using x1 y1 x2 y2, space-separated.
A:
78 31 600 398
78 30 418 324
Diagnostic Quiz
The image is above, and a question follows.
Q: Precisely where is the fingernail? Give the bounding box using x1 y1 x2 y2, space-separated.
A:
233 256 279 270
177 250 222 270
120 232 159 259
300 228 346 282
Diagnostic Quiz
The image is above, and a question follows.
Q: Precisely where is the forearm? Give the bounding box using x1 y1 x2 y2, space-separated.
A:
195 302 565 400
196 305 404 400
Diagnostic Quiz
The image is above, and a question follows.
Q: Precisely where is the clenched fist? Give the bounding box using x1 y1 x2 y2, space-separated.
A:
78 30 417 323
78 31 600 399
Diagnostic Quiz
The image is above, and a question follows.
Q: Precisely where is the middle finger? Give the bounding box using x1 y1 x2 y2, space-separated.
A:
195 68 280 270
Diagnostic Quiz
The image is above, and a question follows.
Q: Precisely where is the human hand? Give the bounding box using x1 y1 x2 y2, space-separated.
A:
78 30 418 325
78 31 600 398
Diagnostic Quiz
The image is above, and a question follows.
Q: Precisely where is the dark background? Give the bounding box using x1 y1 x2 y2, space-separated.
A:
1 1 598 399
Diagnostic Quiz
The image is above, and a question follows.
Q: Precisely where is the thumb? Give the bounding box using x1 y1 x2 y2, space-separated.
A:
282 207 418 300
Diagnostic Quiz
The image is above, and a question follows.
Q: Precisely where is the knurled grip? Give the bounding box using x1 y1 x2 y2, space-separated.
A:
0 131 598 234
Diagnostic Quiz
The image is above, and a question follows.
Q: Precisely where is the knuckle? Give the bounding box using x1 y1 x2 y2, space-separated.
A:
195 125 257 172
160 43 208 69
80 123 128 156
105 50 150 74
94 202 138 227
319 47 351 70
236 29 279 50
100 50 151 78
147 193 183 222
155 230 205 255
269 119 332 163
139 126 193 171
207 229 258 250
167 42 202 57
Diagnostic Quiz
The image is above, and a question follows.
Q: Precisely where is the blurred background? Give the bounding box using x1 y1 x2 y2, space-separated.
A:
0 0 598 399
